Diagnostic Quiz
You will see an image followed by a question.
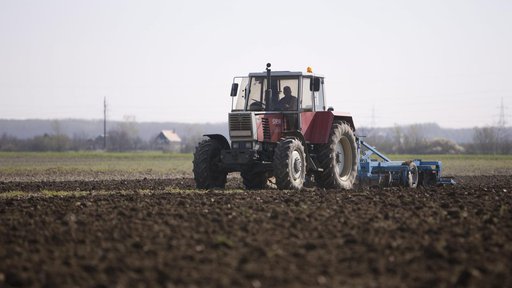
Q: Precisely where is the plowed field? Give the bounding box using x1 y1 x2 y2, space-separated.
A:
1 173 511 288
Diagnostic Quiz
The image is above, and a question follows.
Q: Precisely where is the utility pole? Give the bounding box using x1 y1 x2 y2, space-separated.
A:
104 97 107 150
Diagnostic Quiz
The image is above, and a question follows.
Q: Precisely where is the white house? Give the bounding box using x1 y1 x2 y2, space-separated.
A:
155 130 182 152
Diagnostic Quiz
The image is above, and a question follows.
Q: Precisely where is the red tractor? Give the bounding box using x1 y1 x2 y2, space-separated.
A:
193 63 358 190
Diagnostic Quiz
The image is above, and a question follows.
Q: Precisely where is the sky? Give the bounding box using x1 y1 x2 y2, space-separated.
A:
0 0 511 128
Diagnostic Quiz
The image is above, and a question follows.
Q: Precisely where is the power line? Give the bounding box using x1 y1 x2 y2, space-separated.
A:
370 106 376 128
497 97 507 128
104 97 107 150
494 97 510 154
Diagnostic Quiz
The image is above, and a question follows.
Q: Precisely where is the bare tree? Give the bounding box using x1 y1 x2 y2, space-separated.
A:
107 115 141 151
473 126 498 154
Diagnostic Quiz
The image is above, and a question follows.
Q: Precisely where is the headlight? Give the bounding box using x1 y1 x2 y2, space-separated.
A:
232 142 239 149
244 142 253 149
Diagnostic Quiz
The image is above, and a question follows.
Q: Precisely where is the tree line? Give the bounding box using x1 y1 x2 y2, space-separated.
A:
359 124 511 154
0 124 510 154
0 118 204 153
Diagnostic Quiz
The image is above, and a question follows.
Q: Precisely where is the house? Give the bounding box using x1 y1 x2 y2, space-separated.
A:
155 130 182 152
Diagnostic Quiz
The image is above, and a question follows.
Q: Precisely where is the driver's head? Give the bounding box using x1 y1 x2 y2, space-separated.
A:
283 86 292 96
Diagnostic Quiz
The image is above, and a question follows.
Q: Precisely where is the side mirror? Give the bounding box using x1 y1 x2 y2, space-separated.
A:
310 78 321 92
230 83 239 97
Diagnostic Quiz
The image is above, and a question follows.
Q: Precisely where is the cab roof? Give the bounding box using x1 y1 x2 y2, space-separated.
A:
248 71 324 78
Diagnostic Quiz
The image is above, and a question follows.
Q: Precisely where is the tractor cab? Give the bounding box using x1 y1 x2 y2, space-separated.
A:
194 63 358 190
229 64 327 135
230 68 325 113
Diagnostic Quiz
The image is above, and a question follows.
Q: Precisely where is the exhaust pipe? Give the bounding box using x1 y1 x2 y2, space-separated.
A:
265 63 272 111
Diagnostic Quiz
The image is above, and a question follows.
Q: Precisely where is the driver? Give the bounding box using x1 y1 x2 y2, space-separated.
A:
277 86 297 110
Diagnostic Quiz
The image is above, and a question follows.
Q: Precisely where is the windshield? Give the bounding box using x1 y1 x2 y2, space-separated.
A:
246 77 299 111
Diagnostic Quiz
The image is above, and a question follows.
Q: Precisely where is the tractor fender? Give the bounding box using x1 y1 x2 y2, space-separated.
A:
204 134 231 150
301 111 356 144
332 112 356 131
281 131 306 147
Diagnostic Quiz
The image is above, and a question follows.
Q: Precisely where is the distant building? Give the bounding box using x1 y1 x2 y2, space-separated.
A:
155 130 182 152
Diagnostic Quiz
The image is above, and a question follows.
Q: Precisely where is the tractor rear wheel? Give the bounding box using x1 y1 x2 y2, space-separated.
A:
241 170 268 190
193 138 227 189
273 138 306 190
316 122 358 189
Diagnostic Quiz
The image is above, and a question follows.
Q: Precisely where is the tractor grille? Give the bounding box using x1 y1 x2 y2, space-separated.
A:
262 118 271 140
229 113 252 137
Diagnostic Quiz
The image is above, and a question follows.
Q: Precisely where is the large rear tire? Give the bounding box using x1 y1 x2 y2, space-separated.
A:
241 170 268 190
193 138 227 189
273 138 306 190
316 122 358 189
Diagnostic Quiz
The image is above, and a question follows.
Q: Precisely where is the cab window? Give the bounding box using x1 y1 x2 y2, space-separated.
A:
301 78 313 111
313 78 325 111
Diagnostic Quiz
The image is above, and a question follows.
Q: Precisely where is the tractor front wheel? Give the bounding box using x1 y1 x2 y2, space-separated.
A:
193 138 227 189
273 138 306 190
316 122 358 189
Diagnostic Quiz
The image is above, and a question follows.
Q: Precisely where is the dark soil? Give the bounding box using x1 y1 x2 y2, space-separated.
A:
1 175 511 287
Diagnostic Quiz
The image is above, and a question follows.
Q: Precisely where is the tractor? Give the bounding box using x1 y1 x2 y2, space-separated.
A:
193 63 454 190
193 63 358 190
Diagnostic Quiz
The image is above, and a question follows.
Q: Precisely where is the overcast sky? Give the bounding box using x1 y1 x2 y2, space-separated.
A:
0 0 510 128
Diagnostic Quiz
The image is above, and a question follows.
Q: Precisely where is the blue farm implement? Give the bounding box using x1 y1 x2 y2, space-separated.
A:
357 139 455 187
